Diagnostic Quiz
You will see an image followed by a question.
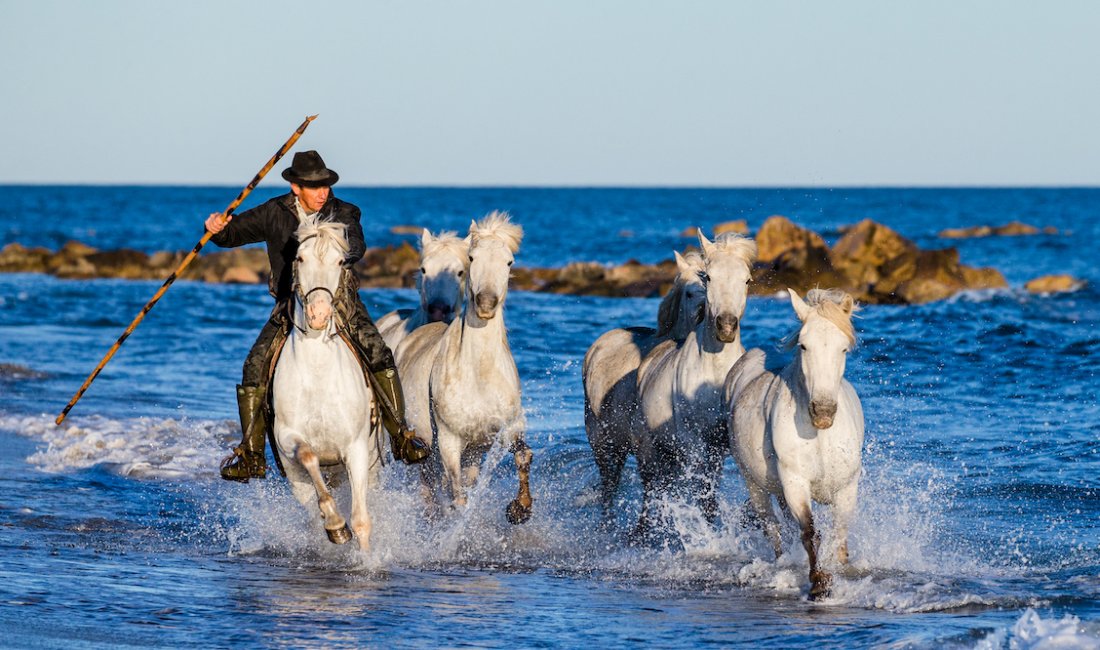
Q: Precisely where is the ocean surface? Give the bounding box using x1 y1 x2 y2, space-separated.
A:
0 186 1097 648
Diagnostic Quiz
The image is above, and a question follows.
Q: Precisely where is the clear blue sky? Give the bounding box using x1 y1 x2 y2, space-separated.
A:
2 0 1098 186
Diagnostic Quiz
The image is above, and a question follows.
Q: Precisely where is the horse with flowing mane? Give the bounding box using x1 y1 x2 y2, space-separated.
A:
271 214 382 551
376 228 469 351
583 249 706 516
634 231 757 538
726 288 864 600
394 211 533 524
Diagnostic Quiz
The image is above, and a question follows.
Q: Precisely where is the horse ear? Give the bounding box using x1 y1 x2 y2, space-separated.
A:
788 288 811 321
674 250 691 273
420 228 433 249
696 229 713 255
840 293 854 315
469 219 479 235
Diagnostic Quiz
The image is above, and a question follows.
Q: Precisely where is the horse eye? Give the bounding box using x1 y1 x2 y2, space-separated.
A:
457 270 465 277
507 260 514 267
469 255 474 262
296 256 304 263
419 267 426 274
799 343 807 351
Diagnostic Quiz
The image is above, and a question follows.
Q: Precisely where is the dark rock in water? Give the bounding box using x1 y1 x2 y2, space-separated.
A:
0 243 52 273
751 215 848 296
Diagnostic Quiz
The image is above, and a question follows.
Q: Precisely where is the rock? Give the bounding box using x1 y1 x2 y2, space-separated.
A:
86 249 150 279
752 215 844 294
389 225 422 235
939 225 992 239
0 242 52 273
357 242 419 288
830 219 917 290
680 226 701 237
53 256 97 279
59 241 98 257
222 266 261 284
1025 274 1085 294
992 221 1039 236
714 220 749 236
939 221 1049 238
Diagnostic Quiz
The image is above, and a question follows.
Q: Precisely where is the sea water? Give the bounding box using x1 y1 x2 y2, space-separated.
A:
0 186 1097 647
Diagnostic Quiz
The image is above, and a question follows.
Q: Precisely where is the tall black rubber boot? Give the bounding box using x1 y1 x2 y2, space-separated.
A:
219 384 269 482
372 368 431 464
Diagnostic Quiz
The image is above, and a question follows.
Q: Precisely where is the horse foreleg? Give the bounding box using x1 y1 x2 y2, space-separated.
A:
295 442 351 545
345 442 373 552
506 438 533 525
784 481 830 600
745 482 782 559
832 480 859 566
438 433 466 509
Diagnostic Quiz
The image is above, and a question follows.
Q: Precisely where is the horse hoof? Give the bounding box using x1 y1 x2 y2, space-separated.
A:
326 524 353 545
506 499 532 525
809 571 832 601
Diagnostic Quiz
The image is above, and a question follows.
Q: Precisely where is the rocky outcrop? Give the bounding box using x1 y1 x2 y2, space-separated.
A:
939 221 1059 238
0 216 1032 305
1024 274 1086 294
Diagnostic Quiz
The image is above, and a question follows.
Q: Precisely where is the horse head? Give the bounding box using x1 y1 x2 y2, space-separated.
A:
466 211 523 321
697 230 758 344
418 228 470 324
294 215 349 333
787 288 858 429
657 250 707 339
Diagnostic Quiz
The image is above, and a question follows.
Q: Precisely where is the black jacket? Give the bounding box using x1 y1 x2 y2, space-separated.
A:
210 192 366 301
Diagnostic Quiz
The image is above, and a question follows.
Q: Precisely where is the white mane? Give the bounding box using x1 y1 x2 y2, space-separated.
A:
470 211 523 253
782 288 860 349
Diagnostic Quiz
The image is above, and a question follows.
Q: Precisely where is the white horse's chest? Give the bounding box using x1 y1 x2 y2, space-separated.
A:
771 400 863 497
432 338 522 442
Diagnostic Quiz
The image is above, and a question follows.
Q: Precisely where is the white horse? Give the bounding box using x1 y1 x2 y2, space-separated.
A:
583 250 706 514
376 229 469 351
634 231 757 536
394 211 532 523
726 288 864 600
271 215 381 551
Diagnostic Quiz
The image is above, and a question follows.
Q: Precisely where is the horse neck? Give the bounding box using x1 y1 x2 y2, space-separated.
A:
451 302 511 366
687 316 744 375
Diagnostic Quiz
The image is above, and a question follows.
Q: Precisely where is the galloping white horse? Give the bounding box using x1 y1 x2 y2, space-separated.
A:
634 231 757 536
272 215 381 551
376 229 469 351
583 250 706 514
726 288 864 600
395 211 532 524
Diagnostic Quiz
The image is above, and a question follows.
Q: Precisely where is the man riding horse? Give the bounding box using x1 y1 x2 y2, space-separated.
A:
205 150 430 481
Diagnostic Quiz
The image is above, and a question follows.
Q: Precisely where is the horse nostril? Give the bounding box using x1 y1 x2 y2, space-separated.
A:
809 400 838 428
715 313 739 341
475 292 498 314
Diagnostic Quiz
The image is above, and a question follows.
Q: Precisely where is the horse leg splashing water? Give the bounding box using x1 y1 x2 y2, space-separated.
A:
272 215 382 551
377 228 469 351
582 250 706 521
395 212 532 523
726 288 864 600
633 230 757 541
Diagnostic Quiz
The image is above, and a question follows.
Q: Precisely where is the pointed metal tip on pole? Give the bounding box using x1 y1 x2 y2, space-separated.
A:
307 114 319 121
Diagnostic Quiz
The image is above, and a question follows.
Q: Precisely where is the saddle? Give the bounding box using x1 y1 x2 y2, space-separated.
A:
261 303 383 477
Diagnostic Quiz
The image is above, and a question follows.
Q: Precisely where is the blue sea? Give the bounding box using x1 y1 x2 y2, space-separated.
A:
0 186 1097 648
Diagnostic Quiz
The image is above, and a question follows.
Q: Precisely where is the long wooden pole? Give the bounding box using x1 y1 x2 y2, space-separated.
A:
55 115 318 425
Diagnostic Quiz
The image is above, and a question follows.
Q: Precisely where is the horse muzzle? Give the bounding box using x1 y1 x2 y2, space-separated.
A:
306 302 333 331
475 292 499 320
715 313 739 343
427 301 454 323
809 399 837 429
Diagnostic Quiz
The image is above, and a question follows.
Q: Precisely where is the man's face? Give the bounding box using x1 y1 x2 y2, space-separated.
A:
291 184 330 213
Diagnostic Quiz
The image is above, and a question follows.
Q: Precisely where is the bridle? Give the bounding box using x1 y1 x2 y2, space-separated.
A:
290 233 337 336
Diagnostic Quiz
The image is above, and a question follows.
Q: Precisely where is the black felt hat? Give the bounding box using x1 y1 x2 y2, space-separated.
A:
281 150 339 187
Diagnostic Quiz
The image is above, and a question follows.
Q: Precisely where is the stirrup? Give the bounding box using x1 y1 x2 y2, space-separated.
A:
392 431 431 464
